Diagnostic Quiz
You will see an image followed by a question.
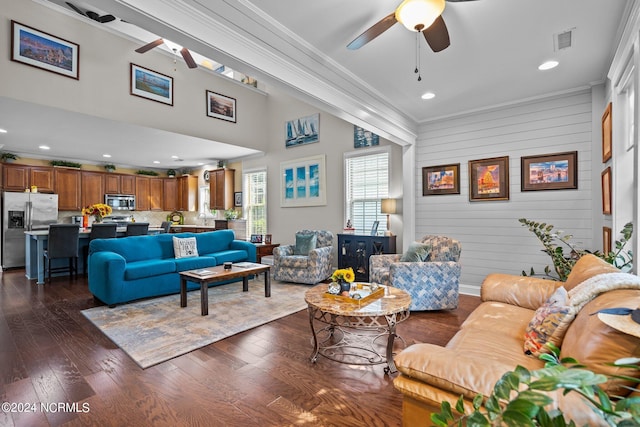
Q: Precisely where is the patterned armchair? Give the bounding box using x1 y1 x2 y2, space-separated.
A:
369 235 461 310
273 230 334 284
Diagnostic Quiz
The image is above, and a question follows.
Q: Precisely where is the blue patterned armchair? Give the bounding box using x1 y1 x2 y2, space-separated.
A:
273 230 334 284
369 235 461 310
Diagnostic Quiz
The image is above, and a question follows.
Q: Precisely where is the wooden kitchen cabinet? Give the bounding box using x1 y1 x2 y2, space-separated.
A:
149 178 163 211
209 168 234 210
54 168 82 210
3 164 29 191
120 175 135 194
163 178 179 211
135 176 150 211
179 175 198 211
30 166 55 193
81 171 105 207
104 174 120 194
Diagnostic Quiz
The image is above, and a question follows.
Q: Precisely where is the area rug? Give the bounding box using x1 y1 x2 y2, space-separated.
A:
81 281 309 369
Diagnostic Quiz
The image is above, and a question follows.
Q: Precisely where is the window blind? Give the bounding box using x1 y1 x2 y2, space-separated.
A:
243 170 267 235
345 151 389 234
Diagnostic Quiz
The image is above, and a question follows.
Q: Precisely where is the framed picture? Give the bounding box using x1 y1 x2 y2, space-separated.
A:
370 221 379 236
285 113 319 147
603 226 612 255
250 234 263 244
206 90 236 123
422 163 460 196
280 155 326 207
520 151 578 191
468 156 510 201
264 234 272 244
130 63 173 105
354 125 379 148
602 102 612 163
11 20 79 80
602 167 612 215
234 192 242 207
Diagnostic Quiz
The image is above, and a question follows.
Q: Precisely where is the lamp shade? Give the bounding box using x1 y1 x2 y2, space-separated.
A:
381 198 397 214
395 0 445 32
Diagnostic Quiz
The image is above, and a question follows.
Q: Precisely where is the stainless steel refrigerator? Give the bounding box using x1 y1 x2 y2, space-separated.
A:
2 192 59 269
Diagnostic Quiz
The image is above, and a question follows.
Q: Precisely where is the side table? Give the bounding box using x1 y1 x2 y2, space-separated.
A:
254 242 280 263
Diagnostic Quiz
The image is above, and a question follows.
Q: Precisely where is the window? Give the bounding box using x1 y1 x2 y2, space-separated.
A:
344 149 390 235
243 169 267 235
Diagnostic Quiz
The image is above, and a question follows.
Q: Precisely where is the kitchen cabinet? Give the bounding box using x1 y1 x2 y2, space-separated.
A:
54 168 82 210
81 171 104 207
135 176 150 211
3 164 55 193
121 175 135 194
163 178 178 211
105 174 136 195
149 178 163 211
178 175 198 211
209 168 234 210
337 234 397 282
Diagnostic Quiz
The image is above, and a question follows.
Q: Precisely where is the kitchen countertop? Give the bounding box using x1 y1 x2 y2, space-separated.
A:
25 227 164 236
169 224 218 229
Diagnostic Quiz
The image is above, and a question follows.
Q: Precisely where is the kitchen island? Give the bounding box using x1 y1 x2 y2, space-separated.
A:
25 227 162 285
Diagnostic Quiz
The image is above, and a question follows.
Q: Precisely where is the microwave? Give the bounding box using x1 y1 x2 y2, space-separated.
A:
105 194 136 211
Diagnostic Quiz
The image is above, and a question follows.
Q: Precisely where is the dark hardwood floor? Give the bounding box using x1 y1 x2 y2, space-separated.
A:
0 269 480 427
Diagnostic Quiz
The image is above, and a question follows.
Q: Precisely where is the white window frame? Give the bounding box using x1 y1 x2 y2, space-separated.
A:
243 168 268 236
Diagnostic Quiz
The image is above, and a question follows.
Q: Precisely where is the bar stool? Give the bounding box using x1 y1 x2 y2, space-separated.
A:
126 222 149 236
83 223 118 274
44 224 80 283
160 221 172 233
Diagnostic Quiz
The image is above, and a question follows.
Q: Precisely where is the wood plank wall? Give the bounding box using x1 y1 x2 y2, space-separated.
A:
415 89 594 294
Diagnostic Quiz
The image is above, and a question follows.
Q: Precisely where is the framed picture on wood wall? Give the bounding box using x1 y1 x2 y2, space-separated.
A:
602 102 612 163
422 163 460 196
520 151 577 191
603 226 612 255
468 156 510 201
601 167 612 215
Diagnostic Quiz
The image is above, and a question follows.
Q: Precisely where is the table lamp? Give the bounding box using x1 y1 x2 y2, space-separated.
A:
380 198 397 235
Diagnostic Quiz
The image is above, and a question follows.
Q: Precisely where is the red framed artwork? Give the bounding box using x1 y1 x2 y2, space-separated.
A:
468 156 510 201
601 167 612 215
602 102 612 163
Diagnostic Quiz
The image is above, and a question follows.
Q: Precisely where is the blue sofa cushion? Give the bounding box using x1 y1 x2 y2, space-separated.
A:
206 250 248 264
174 256 218 272
125 259 176 280
195 230 235 255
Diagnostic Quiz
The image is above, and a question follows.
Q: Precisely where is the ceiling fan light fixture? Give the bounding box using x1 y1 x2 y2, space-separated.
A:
395 0 445 32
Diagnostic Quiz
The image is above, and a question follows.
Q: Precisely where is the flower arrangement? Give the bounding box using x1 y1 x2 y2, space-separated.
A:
82 203 112 222
331 267 355 284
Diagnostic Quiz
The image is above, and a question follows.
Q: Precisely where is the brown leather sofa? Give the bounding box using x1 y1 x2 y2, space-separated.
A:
393 255 640 426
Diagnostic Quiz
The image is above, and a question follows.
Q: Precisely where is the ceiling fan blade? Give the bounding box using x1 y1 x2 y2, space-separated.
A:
97 14 116 23
423 15 450 52
347 12 397 50
135 38 164 54
180 48 198 69
65 2 86 17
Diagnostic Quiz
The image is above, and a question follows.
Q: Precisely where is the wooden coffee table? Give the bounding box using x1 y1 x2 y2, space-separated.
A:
179 262 271 316
304 284 411 374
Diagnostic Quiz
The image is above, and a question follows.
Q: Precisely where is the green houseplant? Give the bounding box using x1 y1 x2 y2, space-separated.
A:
0 152 18 162
136 169 159 176
50 160 82 168
104 164 116 172
167 169 176 178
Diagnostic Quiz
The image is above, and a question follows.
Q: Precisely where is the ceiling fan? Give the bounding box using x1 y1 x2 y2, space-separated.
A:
65 2 116 23
135 39 198 69
347 0 478 53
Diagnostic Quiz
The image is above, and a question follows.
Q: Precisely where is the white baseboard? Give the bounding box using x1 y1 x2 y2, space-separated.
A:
459 283 480 297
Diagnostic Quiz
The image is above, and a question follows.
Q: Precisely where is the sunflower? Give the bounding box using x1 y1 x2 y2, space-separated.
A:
331 267 355 283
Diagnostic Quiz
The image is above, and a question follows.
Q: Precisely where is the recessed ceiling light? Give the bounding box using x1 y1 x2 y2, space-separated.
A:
153 160 160 164
0 128 7 133
171 155 179 159
39 145 50 150
102 154 112 158
538 60 559 71
421 92 436 100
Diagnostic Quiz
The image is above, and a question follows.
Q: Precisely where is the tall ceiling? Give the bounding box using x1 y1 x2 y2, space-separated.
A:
2 0 631 168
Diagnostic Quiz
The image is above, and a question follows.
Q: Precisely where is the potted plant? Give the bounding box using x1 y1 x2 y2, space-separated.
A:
224 209 239 220
104 164 116 173
180 168 191 176
50 160 82 168
0 152 18 163
167 169 176 178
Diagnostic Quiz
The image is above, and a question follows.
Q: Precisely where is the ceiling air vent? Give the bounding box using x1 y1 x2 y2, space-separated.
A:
554 28 574 51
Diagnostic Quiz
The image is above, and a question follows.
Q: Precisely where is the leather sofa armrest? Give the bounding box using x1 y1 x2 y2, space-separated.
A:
480 273 562 310
394 343 519 400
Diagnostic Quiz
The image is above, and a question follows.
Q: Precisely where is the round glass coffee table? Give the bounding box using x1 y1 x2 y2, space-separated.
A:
304 283 411 374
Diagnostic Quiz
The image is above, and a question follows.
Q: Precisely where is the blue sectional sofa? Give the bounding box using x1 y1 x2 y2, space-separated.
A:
88 230 256 306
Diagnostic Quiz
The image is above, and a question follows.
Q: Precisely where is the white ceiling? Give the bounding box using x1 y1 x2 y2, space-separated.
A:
2 0 631 169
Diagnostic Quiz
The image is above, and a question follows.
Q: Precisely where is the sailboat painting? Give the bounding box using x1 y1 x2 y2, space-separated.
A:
285 113 320 147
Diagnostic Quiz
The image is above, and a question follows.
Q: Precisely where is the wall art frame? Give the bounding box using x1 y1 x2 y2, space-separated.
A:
130 63 173 105
468 156 510 201
206 90 236 123
11 20 79 80
603 226 612 255
285 113 319 147
601 166 612 215
602 102 612 163
280 154 326 207
521 151 578 191
422 163 460 196
234 191 242 207
354 125 380 148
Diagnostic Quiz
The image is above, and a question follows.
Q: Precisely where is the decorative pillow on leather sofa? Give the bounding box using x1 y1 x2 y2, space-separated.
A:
294 232 317 255
173 236 199 259
524 286 576 356
400 242 431 262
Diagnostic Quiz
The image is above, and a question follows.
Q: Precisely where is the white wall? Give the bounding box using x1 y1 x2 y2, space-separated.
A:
416 89 597 294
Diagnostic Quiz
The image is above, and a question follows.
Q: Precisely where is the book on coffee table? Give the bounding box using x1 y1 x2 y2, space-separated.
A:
233 262 261 269
193 269 215 276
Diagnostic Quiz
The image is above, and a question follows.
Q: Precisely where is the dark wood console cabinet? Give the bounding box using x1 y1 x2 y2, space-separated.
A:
337 234 396 282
